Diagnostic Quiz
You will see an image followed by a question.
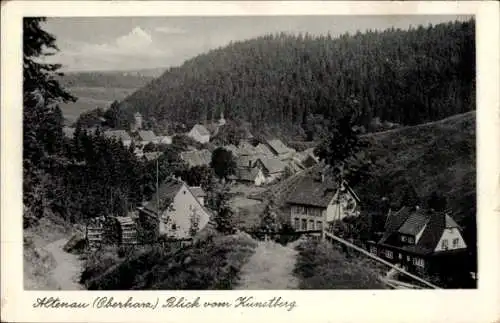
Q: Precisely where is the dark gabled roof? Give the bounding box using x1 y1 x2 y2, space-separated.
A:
286 174 339 208
138 130 157 142
143 179 183 213
191 124 210 136
397 212 431 236
379 207 461 255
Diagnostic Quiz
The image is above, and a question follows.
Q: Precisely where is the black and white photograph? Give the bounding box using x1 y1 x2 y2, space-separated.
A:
20 13 480 292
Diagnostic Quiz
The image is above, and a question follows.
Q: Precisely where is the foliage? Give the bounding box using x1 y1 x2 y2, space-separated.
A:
211 122 247 146
83 233 257 290
117 20 475 138
293 239 386 289
258 199 280 234
210 147 236 180
177 165 213 190
206 180 236 235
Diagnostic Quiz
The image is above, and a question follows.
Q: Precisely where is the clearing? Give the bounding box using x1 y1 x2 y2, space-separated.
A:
235 239 303 289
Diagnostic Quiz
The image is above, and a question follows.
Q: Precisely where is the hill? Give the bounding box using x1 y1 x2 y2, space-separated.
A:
116 20 475 138
56 69 165 124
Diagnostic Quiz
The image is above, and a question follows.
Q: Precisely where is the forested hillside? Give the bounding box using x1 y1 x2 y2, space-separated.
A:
58 69 164 89
117 19 475 137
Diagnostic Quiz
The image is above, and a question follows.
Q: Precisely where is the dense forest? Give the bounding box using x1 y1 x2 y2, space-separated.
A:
114 19 475 138
57 69 164 89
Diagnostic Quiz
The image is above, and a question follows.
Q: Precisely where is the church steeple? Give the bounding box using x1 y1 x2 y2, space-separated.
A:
218 109 226 126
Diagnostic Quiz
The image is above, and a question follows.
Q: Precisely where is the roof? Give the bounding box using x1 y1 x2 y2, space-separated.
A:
238 141 258 156
266 139 294 155
286 174 339 208
143 152 162 161
379 207 461 255
237 167 262 182
255 156 288 174
191 124 210 136
180 149 212 167
104 130 131 142
255 143 274 156
236 155 262 168
189 186 206 198
138 130 156 142
224 144 240 157
143 178 183 213
63 127 75 138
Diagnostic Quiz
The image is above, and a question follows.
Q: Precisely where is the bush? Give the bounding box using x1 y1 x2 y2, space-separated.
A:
86 232 257 290
294 240 386 289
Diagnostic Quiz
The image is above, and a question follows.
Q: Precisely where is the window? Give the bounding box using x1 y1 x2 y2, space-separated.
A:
441 239 449 250
408 237 414 244
413 258 425 267
171 223 177 230
301 219 307 230
407 255 411 262
398 253 402 260
370 246 377 254
309 220 315 230
385 250 393 259
452 238 460 248
316 221 323 231
294 218 299 230
401 236 407 242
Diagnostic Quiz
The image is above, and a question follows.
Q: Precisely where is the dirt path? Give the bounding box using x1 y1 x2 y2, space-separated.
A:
44 239 83 290
235 239 302 289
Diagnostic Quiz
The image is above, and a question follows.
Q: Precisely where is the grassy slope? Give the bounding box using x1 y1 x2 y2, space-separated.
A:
58 70 161 124
294 239 387 289
360 111 476 223
83 232 257 290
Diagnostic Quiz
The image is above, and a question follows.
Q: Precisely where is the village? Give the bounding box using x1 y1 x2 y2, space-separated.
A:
60 110 473 290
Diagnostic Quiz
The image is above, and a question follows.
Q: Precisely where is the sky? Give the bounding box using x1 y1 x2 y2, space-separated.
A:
42 15 473 72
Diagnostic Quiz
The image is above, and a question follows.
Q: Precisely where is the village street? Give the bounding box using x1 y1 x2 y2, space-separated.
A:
235 239 303 289
44 239 83 290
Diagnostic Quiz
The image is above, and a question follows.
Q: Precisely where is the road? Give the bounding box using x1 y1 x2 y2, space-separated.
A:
235 239 301 289
44 239 84 290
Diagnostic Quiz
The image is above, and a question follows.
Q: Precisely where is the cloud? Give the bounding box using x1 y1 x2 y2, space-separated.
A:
47 26 173 71
154 26 187 35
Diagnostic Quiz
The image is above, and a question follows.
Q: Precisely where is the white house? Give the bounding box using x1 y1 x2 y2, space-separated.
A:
188 124 211 144
369 206 468 273
285 172 361 233
138 178 212 239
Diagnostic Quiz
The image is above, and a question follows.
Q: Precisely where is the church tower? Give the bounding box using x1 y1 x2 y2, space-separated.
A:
132 112 143 132
218 110 226 126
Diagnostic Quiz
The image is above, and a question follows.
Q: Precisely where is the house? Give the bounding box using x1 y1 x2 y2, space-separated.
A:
236 167 266 186
63 126 75 139
143 152 162 161
104 130 132 147
253 156 288 183
293 148 319 168
157 135 173 145
223 144 240 157
368 206 468 274
188 124 210 144
238 141 258 156
285 172 361 234
137 178 212 240
180 149 212 168
137 130 157 146
265 139 296 160
189 186 207 206
255 143 274 157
